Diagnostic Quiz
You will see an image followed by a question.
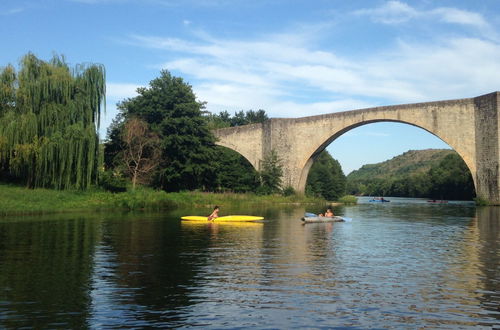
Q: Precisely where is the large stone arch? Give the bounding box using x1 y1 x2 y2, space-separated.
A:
297 119 477 194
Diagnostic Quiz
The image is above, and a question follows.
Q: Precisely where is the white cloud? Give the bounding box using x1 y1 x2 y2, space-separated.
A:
1 7 25 15
356 1 494 36
354 1 419 24
431 7 488 28
123 2 500 119
132 29 500 118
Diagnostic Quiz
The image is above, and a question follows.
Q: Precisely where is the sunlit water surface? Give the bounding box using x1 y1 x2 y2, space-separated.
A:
0 198 499 328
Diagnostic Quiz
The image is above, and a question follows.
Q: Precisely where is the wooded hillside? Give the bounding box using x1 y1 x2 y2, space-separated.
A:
346 149 475 200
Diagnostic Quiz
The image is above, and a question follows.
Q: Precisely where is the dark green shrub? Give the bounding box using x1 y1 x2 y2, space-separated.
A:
99 171 127 193
282 186 296 196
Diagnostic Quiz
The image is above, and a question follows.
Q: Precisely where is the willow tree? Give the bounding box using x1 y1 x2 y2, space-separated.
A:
0 53 105 189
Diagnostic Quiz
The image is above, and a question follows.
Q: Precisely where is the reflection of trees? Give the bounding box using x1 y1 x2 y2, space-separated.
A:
475 207 500 321
439 207 500 325
0 215 99 328
92 213 235 326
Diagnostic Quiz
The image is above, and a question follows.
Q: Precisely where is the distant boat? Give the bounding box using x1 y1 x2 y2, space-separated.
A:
369 197 390 203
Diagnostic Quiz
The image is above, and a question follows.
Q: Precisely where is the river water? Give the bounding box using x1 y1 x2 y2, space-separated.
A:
0 198 499 328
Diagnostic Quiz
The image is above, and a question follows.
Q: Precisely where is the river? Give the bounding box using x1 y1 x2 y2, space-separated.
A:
0 198 499 328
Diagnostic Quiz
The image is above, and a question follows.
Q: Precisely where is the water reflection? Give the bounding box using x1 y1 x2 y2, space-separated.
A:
0 202 499 328
0 215 99 328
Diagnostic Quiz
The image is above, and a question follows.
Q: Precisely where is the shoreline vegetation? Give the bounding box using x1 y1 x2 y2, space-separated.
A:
0 183 342 217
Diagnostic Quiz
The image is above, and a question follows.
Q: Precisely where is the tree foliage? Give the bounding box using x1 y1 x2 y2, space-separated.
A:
105 70 217 191
204 110 267 192
427 154 475 200
205 109 268 129
104 71 274 193
346 151 475 200
306 150 346 200
0 53 105 189
213 146 260 192
258 149 283 194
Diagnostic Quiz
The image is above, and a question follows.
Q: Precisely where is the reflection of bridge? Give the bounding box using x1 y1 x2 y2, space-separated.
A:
214 92 500 204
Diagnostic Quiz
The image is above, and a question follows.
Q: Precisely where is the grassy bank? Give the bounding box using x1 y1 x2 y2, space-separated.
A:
0 184 326 216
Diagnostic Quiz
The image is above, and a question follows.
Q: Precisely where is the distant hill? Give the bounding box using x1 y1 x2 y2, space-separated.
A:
347 149 455 182
346 149 460 197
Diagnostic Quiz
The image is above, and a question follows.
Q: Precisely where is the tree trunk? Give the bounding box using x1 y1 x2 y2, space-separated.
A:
132 171 137 190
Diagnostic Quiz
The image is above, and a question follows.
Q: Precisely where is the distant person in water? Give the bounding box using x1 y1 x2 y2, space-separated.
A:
319 208 334 217
207 206 220 221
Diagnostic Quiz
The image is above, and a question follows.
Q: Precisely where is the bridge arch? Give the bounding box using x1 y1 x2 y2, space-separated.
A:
297 119 477 193
213 123 263 172
215 140 259 173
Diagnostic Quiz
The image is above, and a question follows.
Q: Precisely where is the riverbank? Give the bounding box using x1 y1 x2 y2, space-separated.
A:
0 184 328 216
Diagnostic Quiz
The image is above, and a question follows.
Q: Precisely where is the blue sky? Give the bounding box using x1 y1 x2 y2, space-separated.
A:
1 0 500 173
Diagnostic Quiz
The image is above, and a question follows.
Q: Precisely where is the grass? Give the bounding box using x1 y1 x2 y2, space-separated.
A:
338 195 358 205
0 183 326 216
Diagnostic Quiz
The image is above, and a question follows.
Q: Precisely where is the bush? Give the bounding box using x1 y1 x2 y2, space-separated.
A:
282 186 296 196
474 196 490 206
99 171 127 193
255 185 272 195
338 195 358 204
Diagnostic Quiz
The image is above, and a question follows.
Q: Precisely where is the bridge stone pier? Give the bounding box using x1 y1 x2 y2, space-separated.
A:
214 92 500 204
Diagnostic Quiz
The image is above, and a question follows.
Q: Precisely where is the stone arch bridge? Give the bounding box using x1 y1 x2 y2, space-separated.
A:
214 92 500 204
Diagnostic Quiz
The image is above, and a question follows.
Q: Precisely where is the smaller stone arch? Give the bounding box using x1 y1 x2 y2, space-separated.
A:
215 140 260 172
213 123 265 172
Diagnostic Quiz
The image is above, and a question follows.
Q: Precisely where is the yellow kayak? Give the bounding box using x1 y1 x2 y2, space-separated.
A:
181 215 264 222
181 221 263 227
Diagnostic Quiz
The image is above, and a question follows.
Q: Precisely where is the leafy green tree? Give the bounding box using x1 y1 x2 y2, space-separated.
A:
258 149 283 194
104 114 125 169
306 150 346 200
244 109 268 124
0 53 105 189
106 70 217 191
345 150 475 200
428 153 475 200
231 110 248 126
213 146 260 192
205 109 269 128
203 109 268 192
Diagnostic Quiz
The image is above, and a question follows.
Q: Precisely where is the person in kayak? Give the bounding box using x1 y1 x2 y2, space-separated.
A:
319 208 334 217
207 206 220 220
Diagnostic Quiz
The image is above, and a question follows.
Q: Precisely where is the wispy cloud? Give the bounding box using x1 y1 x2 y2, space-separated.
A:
431 7 488 28
355 1 493 34
128 27 500 117
121 1 500 119
354 1 418 24
1 7 25 15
